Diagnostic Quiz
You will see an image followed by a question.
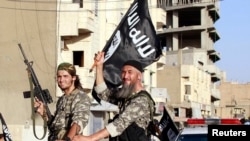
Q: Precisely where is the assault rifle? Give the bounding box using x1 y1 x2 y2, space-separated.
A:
18 43 53 121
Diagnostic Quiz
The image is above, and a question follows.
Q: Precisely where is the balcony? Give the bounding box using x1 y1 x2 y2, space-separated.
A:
161 0 219 11
206 65 221 82
78 9 95 33
158 25 205 35
59 3 79 36
208 27 220 42
157 52 166 68
152 8 166 31
208 49 220 62
211 88 220 101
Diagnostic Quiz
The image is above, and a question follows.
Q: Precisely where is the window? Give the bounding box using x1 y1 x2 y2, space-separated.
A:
73 51 84 67
185 85 191 95
73 0 83 8
174 108 179 116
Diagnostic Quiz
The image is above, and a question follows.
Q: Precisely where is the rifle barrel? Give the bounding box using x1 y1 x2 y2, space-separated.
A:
18 43 52 121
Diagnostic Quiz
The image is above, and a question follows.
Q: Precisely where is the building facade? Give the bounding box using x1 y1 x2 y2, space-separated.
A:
0 0 223 140
156 0 221 127
216 73 250 119
56 0 167 138
0 0 58 140
0 0 167 140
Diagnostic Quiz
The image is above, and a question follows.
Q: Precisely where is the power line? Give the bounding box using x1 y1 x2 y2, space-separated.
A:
0 0 221 12
8 0 132 4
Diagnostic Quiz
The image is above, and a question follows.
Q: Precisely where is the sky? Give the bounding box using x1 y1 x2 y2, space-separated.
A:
215 0 250 83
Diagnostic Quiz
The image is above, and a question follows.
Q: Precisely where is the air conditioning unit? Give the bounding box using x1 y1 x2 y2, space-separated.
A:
184 95 191 102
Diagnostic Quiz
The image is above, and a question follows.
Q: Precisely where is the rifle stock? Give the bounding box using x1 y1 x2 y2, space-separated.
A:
18 43 53 121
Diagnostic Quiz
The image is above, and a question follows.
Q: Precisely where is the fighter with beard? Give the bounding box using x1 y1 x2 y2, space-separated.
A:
72 52 155 141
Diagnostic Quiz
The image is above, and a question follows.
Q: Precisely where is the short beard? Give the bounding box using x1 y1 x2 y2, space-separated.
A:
115 83 135 99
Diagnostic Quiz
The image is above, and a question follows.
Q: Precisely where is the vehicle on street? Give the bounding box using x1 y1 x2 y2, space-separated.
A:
244 120 250 125
174 118 242 141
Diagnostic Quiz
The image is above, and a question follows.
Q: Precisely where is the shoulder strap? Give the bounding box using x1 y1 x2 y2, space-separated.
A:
137 90 155 103
136 91 155 120
28 72 47 140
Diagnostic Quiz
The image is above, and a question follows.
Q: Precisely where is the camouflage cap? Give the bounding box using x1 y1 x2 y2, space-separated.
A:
57 62 76 76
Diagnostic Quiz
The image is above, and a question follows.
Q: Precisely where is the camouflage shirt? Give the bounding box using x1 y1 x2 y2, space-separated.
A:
50 88 91 139
95 82 154 137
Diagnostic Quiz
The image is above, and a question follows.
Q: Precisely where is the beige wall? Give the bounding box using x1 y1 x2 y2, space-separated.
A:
0 0 57 140
0 0 224 140
217 82 250 119
157 66 181 104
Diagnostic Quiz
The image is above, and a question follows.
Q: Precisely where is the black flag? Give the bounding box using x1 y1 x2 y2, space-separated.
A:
0 113 13 141
102 0 162 87
92 0 162 102
158 106 179 141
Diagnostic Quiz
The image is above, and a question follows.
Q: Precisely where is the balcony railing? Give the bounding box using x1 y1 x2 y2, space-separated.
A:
157 0 219 8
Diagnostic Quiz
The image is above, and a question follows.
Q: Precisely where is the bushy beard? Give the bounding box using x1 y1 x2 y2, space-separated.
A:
115 83 135 99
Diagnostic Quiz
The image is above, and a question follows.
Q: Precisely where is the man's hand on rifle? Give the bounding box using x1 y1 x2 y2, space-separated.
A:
34 97 48 121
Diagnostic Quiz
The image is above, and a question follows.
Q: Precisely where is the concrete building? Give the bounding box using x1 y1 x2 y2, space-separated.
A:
0 0 167 140
216 72 250 119
57 0 167 138
0 0 226 140
0 0 57 140
156 0 221 127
